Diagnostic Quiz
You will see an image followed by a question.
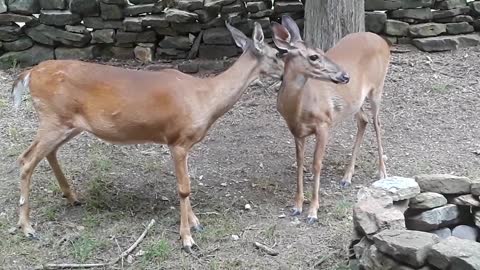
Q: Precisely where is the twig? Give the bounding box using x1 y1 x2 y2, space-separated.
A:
36 219 156 269
253 242 279 256
312 251 337 269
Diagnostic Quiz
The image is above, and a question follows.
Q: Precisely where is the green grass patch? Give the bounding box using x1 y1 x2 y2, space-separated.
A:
143 239 171 264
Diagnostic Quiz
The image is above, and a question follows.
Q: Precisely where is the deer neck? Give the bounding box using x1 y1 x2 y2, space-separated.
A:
277 62 308 115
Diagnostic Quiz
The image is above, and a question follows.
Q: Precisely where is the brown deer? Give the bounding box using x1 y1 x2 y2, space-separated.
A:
11 22 284 252
271 16 391 224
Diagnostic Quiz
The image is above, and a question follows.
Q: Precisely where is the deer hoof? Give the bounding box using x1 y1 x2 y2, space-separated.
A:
192 224 204 233
291 208 302 216
306 217 318 225
26 231 39 240
340 180 351 189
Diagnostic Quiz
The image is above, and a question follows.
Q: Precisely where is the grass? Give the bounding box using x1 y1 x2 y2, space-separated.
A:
143 239 171 264
85 175 115 211
431 83 449 93
70 234 107 263
332 198 353 221
196 215 239 242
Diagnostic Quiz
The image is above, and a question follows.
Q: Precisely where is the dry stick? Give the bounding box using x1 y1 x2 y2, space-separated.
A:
36 219 156 270
253 242 279 256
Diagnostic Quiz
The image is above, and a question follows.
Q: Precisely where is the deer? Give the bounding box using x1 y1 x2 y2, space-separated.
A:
271 16 391 224
11 22 284 252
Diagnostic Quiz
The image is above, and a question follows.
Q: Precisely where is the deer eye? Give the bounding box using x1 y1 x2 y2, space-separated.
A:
309 55 319 61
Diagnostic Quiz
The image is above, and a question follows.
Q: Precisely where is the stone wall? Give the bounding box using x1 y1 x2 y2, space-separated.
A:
350 174 480 270
0 0 480 69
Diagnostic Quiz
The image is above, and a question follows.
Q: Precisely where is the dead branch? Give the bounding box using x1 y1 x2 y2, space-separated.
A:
253 242 279 256
35 219 156 269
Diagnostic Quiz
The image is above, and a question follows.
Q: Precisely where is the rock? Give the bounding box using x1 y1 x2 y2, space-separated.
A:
195 9 217 23
432 7 471 20
136 30 156 43
100 2 124 20
246 1 268 13
409 192 447 209
273 1 303 13
244 204 252 210
39 10 81 26
199 60 225 71
25 23 91 47
365 0 402 10
434 0 467 10
102 0 127 4
409 23 446 37
171 22 201 34
221 2 245 14
450 194 480 207
123 17 143 32
123 4 153 16
373 229 440 268
0 45 54 68
475 211 480 229
69 0 99 16
365 12 387 33
65 24 86 33
115 30 136 45
175 0 203 11
359 245 400 270
471 182 480 196
158 36 192 50
413 33 480 52
471 1 480 16
203 27 234 45
0 13 35 23
7 0 40 15
142 14 169 28
178 61 199 73
164 8 198 23
7 227 16 234
415 174 473 194
153 26 176 36
134 43 154 63
353 237 372 259
231 234 239 241
130 0 156 3
92 29 115 43
372 176 420 201
2 36 33 51
406 204 463 231
0 0 6 13
39 0 64 9
393 199 410 213
389 8 432 21
402 0 433 8
0 25 22 42
204 0 235 9
55 46 96 60
446 22 474 34
430 228 452 239
109 46 134 59
83 17 123 29
248 9 274 19
385 19 409 36
451 225 479 241
156 47 187 59
436 14 474 23
427 236 480 270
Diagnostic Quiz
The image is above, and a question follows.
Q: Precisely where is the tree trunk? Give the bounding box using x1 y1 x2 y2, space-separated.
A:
304 0 365 51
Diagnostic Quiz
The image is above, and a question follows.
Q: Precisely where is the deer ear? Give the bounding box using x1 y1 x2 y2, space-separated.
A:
252 22 265 51
271 22 295 51
226 21 250 51
281 15 302 43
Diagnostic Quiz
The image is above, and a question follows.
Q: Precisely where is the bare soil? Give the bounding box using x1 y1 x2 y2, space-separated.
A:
0 44 479 270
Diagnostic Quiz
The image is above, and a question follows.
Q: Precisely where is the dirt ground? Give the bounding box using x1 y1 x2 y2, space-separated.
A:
0 44 479 270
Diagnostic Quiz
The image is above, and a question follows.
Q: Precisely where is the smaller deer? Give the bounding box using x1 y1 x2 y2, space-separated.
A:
271 16 391 223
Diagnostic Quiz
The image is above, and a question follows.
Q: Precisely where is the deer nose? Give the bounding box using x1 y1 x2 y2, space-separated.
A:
336 72 350 84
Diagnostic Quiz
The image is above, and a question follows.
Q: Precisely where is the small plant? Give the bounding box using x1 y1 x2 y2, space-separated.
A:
431 83 449 93
143 239 171 264
332 198 353 220
70 235 105 263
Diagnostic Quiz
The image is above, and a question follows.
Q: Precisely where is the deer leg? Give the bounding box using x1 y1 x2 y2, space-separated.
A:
306 127 328 224
292 137 305 216
370 91 387 179
17 125 75 239
169 145 199 252
340 109 368 188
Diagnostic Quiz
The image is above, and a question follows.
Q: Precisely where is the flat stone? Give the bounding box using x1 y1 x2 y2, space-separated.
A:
451 225 479 241
204 0 235 9
389 8 432 21
101 0 127 5
248 9 274 19
178 61 199 73
129 0 156 3
153 26 176 36
436 14 474 23
365 0 402 10
158 36 192 50
246 1 268 13
273 1 303 13
406 204 463 231
25 23 91 47
65 24 86 33
413 33 480 52
2 36 33 51
195 9 217 23
123 17 143 32
430 228 452 239
221 2 245 14
475 210 480 229
410 192 447 209
385 19 409 36
171 22 201 34
434 0 467 10
136 30 156 43
92 29 115 43
134 44 154 63
0 45 53 68
450 194 480 207
402 0 433 8
55 46 96 60
372 176 420 201
0 0 7 13
359 245 400 270
142 14 169 27
0 25 22 42
39 10 81 26
446 22 474 34
471 182 480 196
427 236 480 270
415 174 473 194
69 0 99 16
83 17 123 29
373 229 440 268
409 23 446 37
100 2 124 20
164 8 198 23
39 0 65 9
203 27 234 45
393 199 410 213
432 7 471 20
199 44 239 59
353 237 372 259
124 4 153 16
175 0 203 11
7 0 40 15
0 13 34 23
471 1 480 16
156 47 187 59
366 12 387 33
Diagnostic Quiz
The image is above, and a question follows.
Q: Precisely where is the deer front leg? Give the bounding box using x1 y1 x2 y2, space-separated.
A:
292 137 305 216
307 127 328 224
341 110 368 188
170 145 200 252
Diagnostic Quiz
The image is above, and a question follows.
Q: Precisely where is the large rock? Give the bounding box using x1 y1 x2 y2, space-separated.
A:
7 0 40 15
430 228 452 239
415 174 473 194
142 14 169 27
372 177 420 201
273 1 303 13
25 23 91 47
0 13 35 23
450 194 480 207
413 33 480 52
446 22 474 34
365 0 402 10
451 225 479 241
204 0 235 9
164 8 198 23
471 1 480 16
365 12 387 33
123 3 154 16
171 22 201 34
434 0 467 10
427 236 480 270
385 19 409 36
83 17 123 29
354 237 372 259
402 0 433 8
203 27 233 45
406 204 464 231
432 7 471 20
475 210 480 229
409 23 446 37
39 0 64 9
359 244 400 270
246 1 268 13
389 8 432 21
0 25 22 41
55 46 96 60
158 35 192 50
123 17 143 32
39 10 81 26
91 29 115 43
156 47 187 59
409 192 447 209
134 43 154 63
373 229 440 268
221 1 245 14
0 0 6 13
199 44 239 59
195 9 217 23
471 182 480 196
100 2 124 20
0 45 53 68
69 0 99 16
175 0 203 11
2 36 33 51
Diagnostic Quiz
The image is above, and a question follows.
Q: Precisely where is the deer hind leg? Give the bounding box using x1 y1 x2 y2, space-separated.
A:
340 109 368 188
17 125 77 239
369 85 387 179
306 127 328 224
292 137 305 216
